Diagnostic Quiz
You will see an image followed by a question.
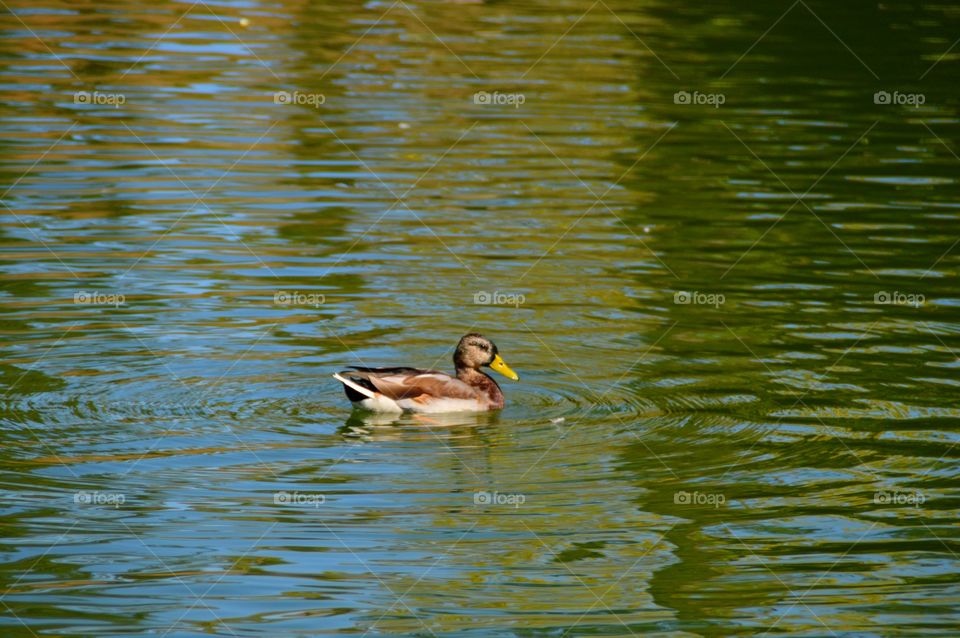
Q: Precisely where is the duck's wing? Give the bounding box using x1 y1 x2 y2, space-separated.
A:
339 367 478 401
346 366 429 375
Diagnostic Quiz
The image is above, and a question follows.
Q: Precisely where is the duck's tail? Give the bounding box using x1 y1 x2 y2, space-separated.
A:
333 372 376 402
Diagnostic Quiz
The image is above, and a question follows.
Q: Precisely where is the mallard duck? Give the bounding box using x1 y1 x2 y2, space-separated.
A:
333 333 519 413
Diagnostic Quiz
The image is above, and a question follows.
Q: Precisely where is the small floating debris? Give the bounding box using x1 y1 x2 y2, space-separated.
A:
550 417 565 424
239 17 251 28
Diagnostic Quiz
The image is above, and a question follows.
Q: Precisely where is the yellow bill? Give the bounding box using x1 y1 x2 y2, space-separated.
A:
489 354 519 381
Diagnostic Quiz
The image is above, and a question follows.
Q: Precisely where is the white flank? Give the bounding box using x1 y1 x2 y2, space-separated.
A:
395 397 484 413
357 394 404 413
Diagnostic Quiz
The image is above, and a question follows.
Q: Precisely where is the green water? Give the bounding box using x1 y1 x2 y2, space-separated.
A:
2 0 959 635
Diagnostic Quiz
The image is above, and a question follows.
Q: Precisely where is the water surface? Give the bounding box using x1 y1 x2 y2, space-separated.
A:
2 0 959 635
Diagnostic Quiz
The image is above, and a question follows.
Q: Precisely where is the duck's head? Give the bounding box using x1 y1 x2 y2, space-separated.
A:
454 333 519 381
